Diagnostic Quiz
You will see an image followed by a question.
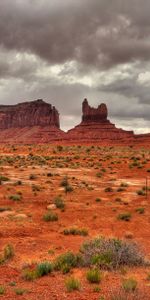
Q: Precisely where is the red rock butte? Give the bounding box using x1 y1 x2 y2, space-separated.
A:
0 99 59 128
66 99 135 142
0 99 64 143
0 98 150 144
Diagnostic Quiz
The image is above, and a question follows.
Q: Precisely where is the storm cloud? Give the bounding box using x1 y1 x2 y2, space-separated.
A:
0 0 150 133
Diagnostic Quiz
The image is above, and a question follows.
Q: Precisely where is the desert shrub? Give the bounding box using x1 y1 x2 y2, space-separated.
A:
117 187 126 192
115 198 122 203
57 145 63 152
0 286 5 295
29 174 37 180
65 277 81 292
9 194 22 201
96 198 102 202
110 288 145 300
135 207 145 214
120 183 128 187
60 176 69 187
136 190 145 196
0 175 10 181
65 185 73 193
105 187 113 192
22 268 38 281
43 212 58 222
93 286 101 292
32 184 41 192
86 268 102 283
14 288 26 295
14 180 22 186
36 261 53 277
54 252 80 273
117 213 131 222
63 227 88 236
60 176 73 192
79 237 145 270
122 278 137 292
0 207 11 212
54 196 65 209
4 244 14 260
96 172 103 178
23 261 53 281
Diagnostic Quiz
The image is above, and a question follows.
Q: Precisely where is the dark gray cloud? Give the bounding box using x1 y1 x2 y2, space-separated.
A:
1 0 150 68
0 0 150 133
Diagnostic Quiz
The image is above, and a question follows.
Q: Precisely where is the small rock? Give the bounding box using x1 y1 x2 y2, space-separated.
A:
47 204 57 210
124 231 134 239
15 214 27 219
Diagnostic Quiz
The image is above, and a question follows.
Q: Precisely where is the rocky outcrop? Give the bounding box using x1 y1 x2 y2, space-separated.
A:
82 99 108 122
0 98 149 144
65 99 134 141
0 99 60 129
0 99 65 143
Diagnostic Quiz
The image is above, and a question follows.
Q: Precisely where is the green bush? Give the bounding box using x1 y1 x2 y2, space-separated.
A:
0 175 10 182
9 194 22 201
122 278 137 292
135 207 145 214
105 187 113 192
117 213 131 221
14 288 26 295
86 268 102 283
54 196 65 209
36 261 53 277
22 269 38 281
0 285 5 295
65 277 81 292
54 252 80 273
65 185 73 193
43 212 58 222
136 190 145 196
60 176 68 187
63 227 88 236
23 261 53 281
4 244 14 260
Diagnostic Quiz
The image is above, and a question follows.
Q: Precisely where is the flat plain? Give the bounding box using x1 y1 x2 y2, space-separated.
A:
0 144 150 299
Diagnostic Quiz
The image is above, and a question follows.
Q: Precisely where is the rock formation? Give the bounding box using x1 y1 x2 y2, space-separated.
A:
0 99 65 143
65 99 134 141
0 98 149 144
82 99 108 122
0 99 59 129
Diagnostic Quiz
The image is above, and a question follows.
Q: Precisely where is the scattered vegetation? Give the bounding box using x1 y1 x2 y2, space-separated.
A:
79 237 145 270
43 212 58 222
117 213 131 221
63 227 88 236
86 268 102 283
65 277 81 292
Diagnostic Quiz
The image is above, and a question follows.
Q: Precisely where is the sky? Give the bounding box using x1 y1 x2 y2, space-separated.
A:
0 0 150 133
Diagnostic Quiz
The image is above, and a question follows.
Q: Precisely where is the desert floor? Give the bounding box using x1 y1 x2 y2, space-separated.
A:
0 144 150 299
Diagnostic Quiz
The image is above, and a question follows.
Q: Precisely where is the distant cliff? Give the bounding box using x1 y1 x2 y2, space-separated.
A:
0 99 60 129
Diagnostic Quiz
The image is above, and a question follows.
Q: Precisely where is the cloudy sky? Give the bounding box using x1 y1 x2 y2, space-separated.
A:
0 0 150 133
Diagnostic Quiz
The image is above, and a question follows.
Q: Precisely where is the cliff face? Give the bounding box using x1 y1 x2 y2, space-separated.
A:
0 99 60 129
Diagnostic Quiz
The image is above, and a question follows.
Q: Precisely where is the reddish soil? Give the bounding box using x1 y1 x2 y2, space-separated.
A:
0 144 150 299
